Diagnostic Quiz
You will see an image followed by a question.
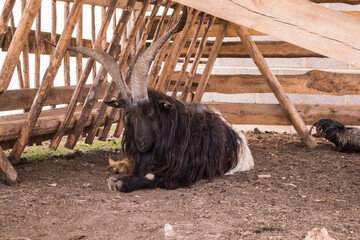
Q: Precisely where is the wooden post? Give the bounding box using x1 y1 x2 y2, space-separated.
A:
50 0 57 60
64 2 71 86
91 5 97 81
35 7 41 88
9 13 24 89
0 0 16 46
76 7 83 84
0 146 17 184
193 20 228 102
9 0 85 163
64 0 137 149
21 0 31 89
180 15 215 102
172 13 205 98
0 0 42 93
232 24 317 148
49 0 123 150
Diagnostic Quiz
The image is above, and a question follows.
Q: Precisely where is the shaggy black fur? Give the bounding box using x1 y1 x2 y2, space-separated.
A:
311 118 360 152
107 90 242 192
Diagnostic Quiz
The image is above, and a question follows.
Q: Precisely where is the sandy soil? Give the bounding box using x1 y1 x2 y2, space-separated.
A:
0 132 359 240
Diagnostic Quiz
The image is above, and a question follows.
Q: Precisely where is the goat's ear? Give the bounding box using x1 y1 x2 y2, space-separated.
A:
104 99 126 108
158 99 173 110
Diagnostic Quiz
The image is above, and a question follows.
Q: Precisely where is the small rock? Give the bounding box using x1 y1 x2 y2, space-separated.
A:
83 183 91 188
164 223 176 237
258 174 271 178
253 128 262 134
48 183 57 187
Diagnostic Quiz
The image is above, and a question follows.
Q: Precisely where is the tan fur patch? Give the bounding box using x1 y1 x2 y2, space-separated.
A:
108 158 131 174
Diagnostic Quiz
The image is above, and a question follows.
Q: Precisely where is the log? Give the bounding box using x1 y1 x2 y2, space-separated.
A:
0 0 42 93
0 146 17 184
76 8 83 83
170 70 360 96
193 20 227 102
208 103 360 126
233 24 317 148
9 0 85 163
172 0 360 69
64 0 137 149
180 15 215 102
49 0 120 150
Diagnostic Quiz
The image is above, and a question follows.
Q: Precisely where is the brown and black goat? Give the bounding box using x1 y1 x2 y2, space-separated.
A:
54 8 254 192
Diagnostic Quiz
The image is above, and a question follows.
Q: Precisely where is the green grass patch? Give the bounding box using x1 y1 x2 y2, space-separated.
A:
4 139 122 162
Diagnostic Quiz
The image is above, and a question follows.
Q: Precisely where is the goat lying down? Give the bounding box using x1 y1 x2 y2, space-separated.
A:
54 7 254 192
311 119 360 152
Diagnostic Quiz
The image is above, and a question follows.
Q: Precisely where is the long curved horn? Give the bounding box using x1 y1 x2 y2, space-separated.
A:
45 39 132 103
131 6 188 102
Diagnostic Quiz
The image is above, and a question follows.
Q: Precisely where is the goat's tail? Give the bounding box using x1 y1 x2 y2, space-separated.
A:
226 132 254 175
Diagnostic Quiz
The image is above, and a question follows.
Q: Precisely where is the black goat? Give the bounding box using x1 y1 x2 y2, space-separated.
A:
311 119 360 152
54 7 254 192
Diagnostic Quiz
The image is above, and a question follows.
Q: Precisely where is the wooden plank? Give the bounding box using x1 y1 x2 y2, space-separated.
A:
64 3 71 86
35 7 42 88
170 70 360 96
76 8 83 83
0 146 17 183
208 103 360 126
0 82 112 111
233 24 317 148
0 0 42 93
9 0 85 163
172 0 360 69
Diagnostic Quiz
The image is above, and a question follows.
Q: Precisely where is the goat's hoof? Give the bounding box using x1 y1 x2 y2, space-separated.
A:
107 176 123 191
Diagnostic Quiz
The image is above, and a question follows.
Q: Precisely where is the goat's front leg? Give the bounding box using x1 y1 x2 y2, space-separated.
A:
107 173 157 192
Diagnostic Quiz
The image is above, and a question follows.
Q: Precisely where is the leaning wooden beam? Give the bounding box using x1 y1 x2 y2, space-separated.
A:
49 0 121 150
0 146 17 184
0 0 41 93
170 70 360 96
180 15 215 102
8 0 85 163
193 20 227 102
152 0 171 42
233 24 317 148
64 0 137 149
208 103 360 126
171 12 205 98
173 0 360 68
21 0 30 89
0 0 16 46
85 0 151 143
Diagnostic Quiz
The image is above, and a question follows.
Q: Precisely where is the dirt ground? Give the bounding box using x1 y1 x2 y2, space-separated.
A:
0 132 359 240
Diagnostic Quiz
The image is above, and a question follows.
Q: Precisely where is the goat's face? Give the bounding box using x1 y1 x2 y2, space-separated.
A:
105 98 173 153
